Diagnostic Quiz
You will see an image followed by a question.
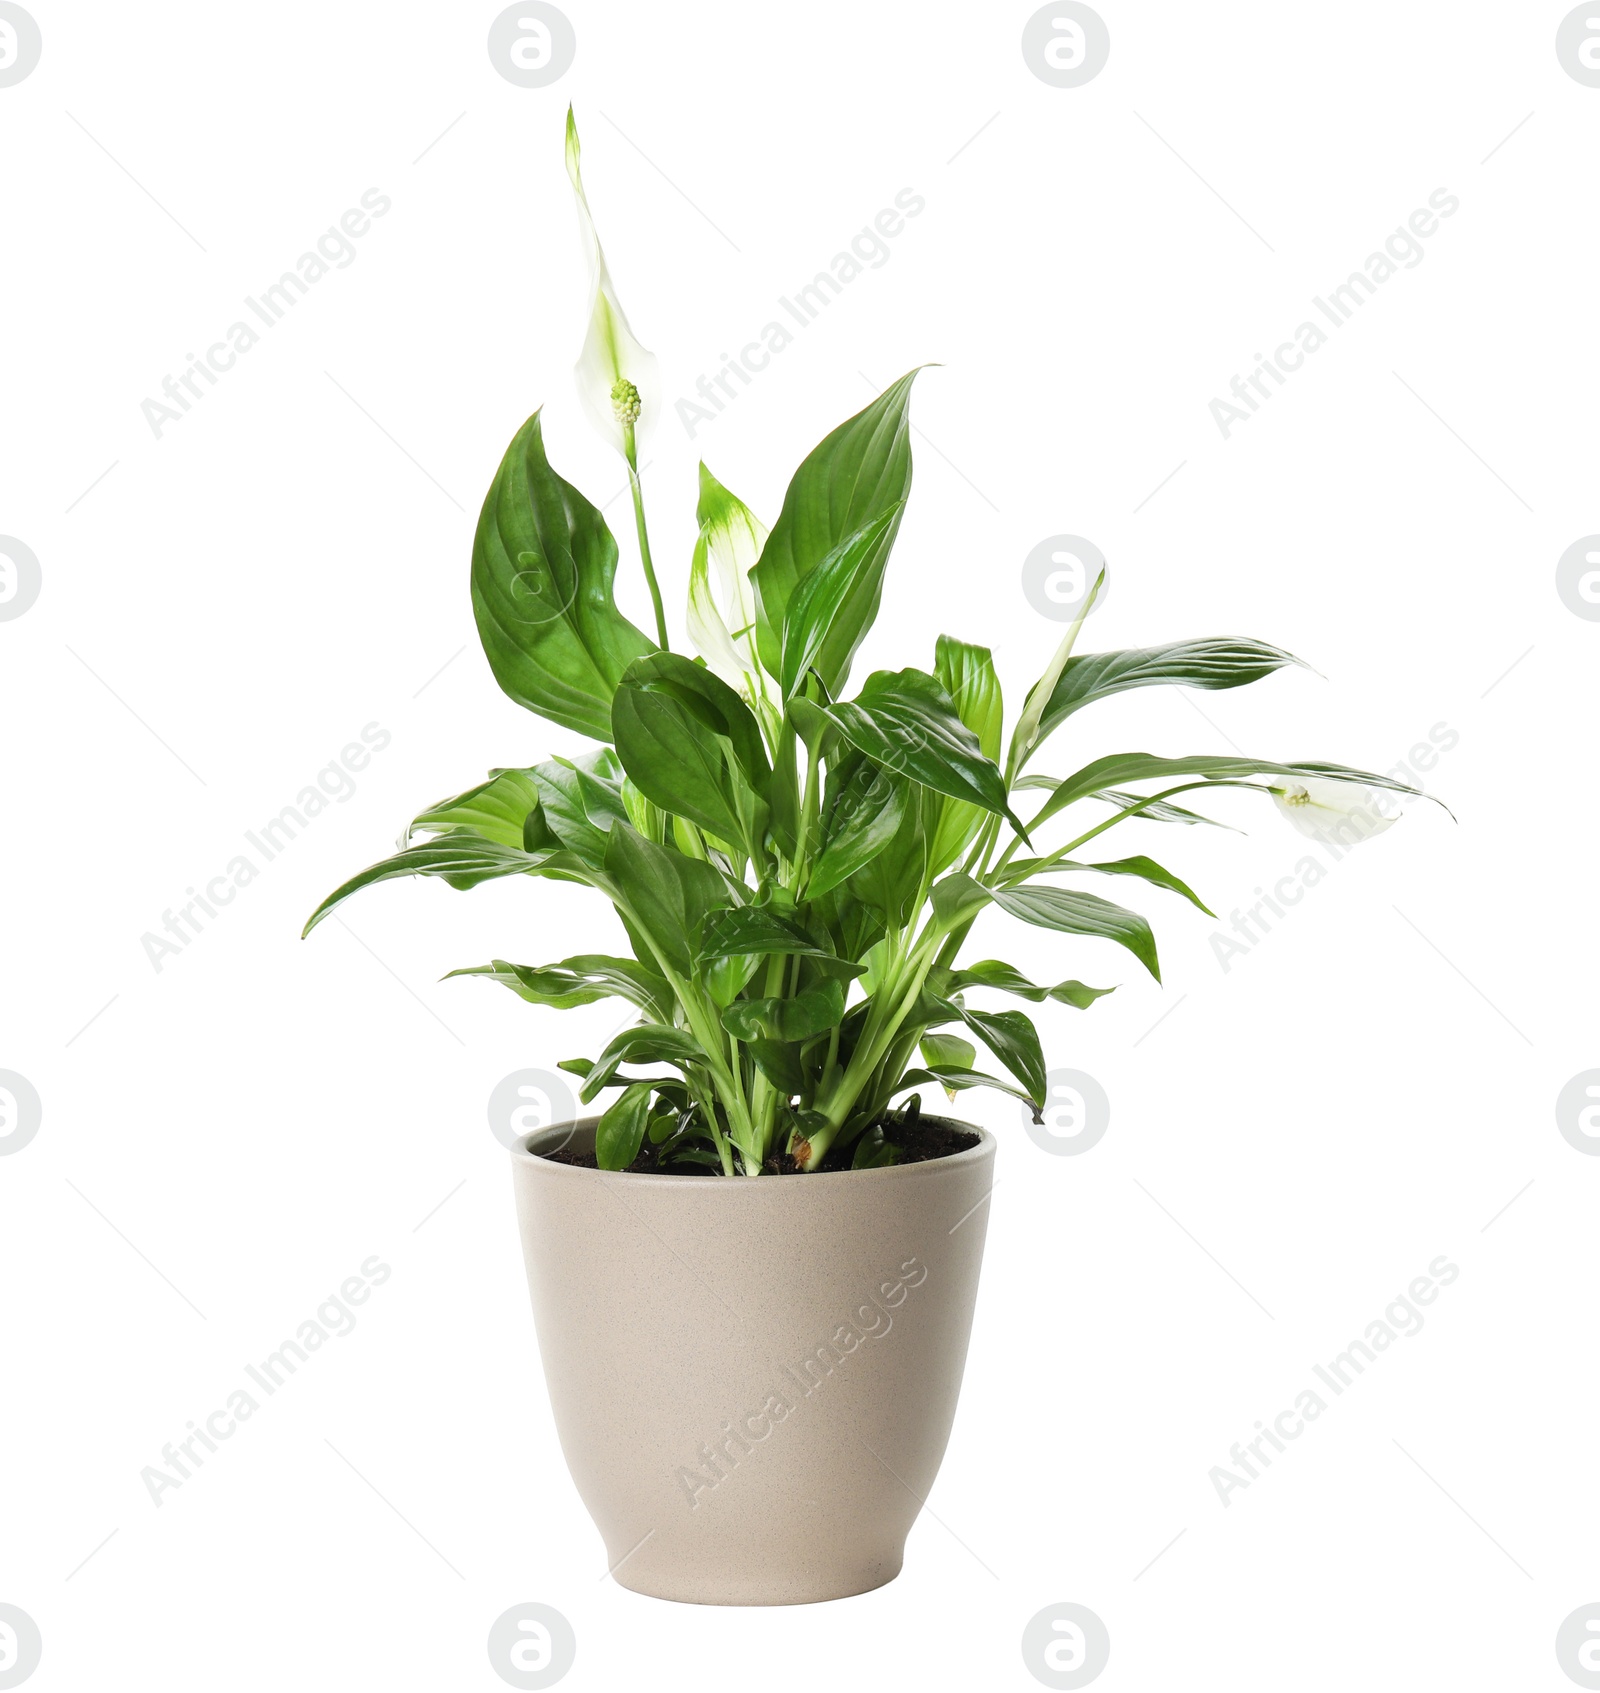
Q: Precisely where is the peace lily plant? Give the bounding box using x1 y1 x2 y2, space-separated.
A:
305 112 1432 1180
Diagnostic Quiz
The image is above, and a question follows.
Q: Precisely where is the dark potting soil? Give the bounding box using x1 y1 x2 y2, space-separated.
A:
537 1112 979 1176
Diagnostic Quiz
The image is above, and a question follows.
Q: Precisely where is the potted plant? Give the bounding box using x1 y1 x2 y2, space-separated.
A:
305 113 1439 1605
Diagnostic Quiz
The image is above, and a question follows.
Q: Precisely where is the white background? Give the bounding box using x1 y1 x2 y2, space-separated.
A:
3 2 1598 1688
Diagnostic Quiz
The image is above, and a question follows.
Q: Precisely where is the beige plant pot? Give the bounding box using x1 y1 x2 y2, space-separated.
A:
510 1116 997 1606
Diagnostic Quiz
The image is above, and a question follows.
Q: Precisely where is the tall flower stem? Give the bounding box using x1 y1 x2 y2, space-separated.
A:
620 414 669 651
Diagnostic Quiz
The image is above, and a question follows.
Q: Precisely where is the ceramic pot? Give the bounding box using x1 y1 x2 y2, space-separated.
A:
511 1116 996 1605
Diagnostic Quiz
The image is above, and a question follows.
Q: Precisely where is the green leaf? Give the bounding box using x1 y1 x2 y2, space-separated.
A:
696 907 826 964
470 410 656 740
779 507 904 698
955 1007 1046 1106
989 883 1162 981
409 768 541 850
302 836 571 936
896 1064 1041 1120
751 369 922 691
583 1024 706 1103
827 669 1029 837
722 978 845 1043
921 1032 976 1070
1024 753 1434 833
1006 854 1215 916
1033 638 1302 745
851 1126 902 1170
745 1039 807 1095
1090 788 1237 831
809 756 908 899
611 653 771 852
944 960 1115 1009
530 753 629 865
602 822 738 978
928 634 1004 873
595 1084 653 1170
443 954 670 1016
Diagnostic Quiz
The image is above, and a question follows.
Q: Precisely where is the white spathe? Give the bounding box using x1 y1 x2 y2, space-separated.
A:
565 109 660 455
1271 776 1399 845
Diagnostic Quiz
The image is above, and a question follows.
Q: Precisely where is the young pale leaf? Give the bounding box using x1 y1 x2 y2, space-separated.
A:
921 1032 977 1071
751 370 922 690
565 109 661 456
1033 638 1302 746
471 410 655 740
595 1083 653 1170
779 507 904 698
826 670 1029 838
1006 566 1106 778
302 836 575 936
685 464 771 699
989 883 1163 982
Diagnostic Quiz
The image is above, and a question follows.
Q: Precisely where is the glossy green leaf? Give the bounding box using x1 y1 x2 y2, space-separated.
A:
955 1007 1046 1106
1034 638 1302 745
989 883 1162 981
895 1064 1041 1119
751 370 921 690
928 635 1004 873
1024 753 1434 834
746 1039 807 1095
722 977 845 1043
943 960 1116 1009
595 1083 653 1170
827 670 1028 837
408 768 541 849
779 507 904 698
810 757 908 898
302 836 573 936
696 907 825 964
582 1023 706 1102
529 754 629 865
921 1032 976 1070
470 410 655 740
602 822 738 978
1004 854 1215 916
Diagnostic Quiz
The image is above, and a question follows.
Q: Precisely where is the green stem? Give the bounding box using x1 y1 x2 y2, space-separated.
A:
622 424 669 651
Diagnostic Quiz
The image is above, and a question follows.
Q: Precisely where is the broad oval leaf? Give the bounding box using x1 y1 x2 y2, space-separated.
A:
595 1083 653 1170
779 507 904 698
810 756 908 899
583 1023 706 1102
471 410 655 741
602 822 740 978
408 768 540 849
989 883 1163 982
722 977 845 1043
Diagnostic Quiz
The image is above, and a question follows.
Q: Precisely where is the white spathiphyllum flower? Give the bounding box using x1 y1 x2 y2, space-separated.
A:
1271 776 1399 845
564 107 660 459
686 464 778 730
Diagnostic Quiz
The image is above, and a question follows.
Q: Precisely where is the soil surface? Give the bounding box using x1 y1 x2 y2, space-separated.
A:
538 1111 979 1176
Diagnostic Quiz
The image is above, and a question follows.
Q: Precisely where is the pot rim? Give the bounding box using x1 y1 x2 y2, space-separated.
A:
510 1113 996 1189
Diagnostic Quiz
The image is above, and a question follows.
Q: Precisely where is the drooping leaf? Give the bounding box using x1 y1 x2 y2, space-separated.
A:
954 1007 1046 1106
408 768 541 849
751 370 921 690
827 669 1028 837
470 410 655 740
582 1024 706 1102
1023 753 1436 834
921 1032 977 1071
895 1064 1042 1120
942 960 1116 1009
696 907 825 964
302 836 575 936
1002 854 1215 916
595 1083 653 1170
443 955 670 1017
989 883 1162 982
